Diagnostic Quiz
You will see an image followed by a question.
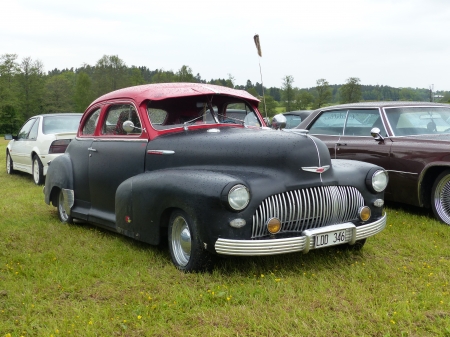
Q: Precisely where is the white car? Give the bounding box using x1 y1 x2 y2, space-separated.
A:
5 113 82 185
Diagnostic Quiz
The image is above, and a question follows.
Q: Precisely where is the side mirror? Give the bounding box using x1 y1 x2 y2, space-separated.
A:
370 127 384 141
271 114 287 130
4 134 13 140
122 120 139 133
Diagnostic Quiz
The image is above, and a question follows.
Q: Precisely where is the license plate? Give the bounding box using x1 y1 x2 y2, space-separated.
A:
314 229 347 248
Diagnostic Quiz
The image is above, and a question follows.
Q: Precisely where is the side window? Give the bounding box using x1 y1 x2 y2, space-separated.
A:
28 118 39 140
344 109 382 136
222 102 261 127
148 108 168 130
285 115 303 129
101 104 142 136
17 118 37 140
309 111 346 135
82 108 101 135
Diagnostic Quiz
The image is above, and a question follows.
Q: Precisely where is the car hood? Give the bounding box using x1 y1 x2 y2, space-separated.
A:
146 127 333 187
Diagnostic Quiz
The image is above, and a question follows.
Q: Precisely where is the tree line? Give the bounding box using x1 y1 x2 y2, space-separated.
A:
1 53 449 133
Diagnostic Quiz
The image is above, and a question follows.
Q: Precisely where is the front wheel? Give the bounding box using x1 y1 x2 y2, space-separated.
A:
168 210 213 272
56 189 74 224
33 155 44 185
431 170 450 225
6 151 15 174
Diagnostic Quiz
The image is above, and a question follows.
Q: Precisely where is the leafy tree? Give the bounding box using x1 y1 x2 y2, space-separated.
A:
259 94 277 118
45 74 75 112
314 78 332 109
0 54 20 131
339 77 362 103
93 55 128 96
74 71 94 112
295 90 314 110
152 69 176 83
16 57 45 119
281 75 295 112
129 67 145 86
176 65 195 82
399 87 421 101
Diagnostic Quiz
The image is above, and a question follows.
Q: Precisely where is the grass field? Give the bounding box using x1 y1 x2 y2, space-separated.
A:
0 139 449 336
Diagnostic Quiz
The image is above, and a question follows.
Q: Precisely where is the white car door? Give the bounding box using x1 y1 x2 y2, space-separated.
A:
10 117 39 172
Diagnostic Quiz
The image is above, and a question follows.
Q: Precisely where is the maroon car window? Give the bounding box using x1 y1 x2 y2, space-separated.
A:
101 104 142 136
385 107 450 136
82 108 101 135
309 110 347 135
343 109 382 136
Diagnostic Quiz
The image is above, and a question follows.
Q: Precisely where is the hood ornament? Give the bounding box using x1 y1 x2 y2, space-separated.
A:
302 165 330 174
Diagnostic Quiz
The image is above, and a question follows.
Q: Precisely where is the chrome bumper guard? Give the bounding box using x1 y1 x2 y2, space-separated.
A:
215 213 386 256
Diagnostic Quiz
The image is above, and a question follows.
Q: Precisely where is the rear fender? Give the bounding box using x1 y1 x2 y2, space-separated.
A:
44 154 74 206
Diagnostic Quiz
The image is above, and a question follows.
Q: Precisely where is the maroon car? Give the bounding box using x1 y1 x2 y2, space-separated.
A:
297 101 450 225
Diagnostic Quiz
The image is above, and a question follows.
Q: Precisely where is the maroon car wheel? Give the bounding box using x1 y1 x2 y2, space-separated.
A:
431 170 450 225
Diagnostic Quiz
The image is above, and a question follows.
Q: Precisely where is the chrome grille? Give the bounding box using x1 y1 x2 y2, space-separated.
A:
252 186 364 238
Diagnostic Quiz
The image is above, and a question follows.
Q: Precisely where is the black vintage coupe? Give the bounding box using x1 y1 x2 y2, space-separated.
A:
44 83 388 271
297 101 450 225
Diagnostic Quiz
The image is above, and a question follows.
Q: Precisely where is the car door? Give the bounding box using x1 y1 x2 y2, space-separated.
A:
308 109 393 197
10 117 39 171
87 103 147 227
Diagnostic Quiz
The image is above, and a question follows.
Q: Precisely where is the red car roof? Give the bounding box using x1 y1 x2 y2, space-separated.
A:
88 83 260 108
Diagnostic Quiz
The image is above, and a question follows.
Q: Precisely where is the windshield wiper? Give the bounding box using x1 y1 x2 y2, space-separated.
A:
217 113 245 125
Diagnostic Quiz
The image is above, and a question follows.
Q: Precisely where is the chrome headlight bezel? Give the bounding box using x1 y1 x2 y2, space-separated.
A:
227 184 250 211
367 169 389 193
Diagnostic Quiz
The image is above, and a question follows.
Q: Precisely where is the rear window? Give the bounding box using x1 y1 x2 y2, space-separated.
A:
43 115 82 134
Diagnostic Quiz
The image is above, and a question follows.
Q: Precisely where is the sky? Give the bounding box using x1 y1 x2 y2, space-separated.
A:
1 0 450 91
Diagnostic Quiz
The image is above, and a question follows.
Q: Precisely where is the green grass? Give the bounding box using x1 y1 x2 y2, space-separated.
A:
0 139 449 336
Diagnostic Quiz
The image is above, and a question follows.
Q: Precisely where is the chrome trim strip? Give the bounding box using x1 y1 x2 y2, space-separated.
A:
147 150 175 155
386 170 417 175
215 214 387 256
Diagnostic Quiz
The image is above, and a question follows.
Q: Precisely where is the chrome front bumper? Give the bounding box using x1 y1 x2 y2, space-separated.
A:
214 213 386 256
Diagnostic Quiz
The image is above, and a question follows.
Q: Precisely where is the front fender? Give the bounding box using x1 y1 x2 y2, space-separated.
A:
115 168 260 246
44 154 74 205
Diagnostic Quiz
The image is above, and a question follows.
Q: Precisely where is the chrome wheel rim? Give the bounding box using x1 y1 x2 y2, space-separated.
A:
58 191 69 222
171 215 191 267
33 158 40 184
6 154 11 174
434 174 450 225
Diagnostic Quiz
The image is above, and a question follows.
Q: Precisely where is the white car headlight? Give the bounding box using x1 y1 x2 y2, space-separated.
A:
371 170 389 192
228 184 250 211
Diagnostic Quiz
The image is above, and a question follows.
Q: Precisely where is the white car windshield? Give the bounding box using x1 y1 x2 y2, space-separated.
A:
43 115 81 134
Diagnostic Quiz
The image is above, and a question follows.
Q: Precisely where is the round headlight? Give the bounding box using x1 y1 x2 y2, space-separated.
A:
372 170 389 192
228 184 250 211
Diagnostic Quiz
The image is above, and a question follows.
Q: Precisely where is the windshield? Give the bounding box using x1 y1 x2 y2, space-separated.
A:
146 96 261 130
43 115 81 134
385 107 450 136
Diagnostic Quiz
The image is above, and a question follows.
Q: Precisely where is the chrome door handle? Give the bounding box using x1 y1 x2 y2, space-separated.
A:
336 143 347 146
88 147 97 152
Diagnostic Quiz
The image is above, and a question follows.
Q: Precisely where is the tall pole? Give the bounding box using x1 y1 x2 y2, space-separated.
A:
253 34 267 118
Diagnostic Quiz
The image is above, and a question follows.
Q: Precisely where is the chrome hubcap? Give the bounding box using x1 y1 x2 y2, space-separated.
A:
58 192 69 222
434 174 450 225
6 154 11 173
171 216 191 266
33 159 39 183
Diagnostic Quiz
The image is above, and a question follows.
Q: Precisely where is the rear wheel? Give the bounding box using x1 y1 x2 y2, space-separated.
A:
32 155 44 185
431 170 450 225
168 210 213 272
56 189 74 224
6 151 15 174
